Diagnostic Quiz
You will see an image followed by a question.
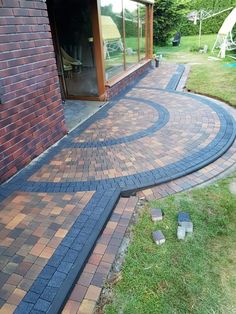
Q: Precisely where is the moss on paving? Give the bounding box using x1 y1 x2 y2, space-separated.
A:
104 173 236 314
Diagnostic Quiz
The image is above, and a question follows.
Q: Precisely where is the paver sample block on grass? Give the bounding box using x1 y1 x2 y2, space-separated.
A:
180 221 193 233
151 208 163 221
178 212 191 224
177 226 186 240
152 231 165 245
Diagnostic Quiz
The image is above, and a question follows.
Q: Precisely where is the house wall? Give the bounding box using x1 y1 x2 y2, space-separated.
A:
105 60 152 99
0 0 67 184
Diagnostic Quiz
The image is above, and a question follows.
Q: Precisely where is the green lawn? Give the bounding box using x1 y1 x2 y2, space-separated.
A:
156 34 236 108
156 34 217 55
104 174 236 314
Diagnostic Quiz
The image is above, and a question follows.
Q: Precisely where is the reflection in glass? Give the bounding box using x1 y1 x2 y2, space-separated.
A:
139 3 146 60
124 0 138 68
100 0 148 81
54 0 98 96
101 0 124 80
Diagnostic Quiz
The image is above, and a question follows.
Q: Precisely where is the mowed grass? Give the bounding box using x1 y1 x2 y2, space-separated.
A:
104 174 236 314
155 34 236 108
187 64 236 107
156 34 217 55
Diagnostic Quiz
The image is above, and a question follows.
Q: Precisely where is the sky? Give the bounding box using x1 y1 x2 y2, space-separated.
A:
101 0 138 13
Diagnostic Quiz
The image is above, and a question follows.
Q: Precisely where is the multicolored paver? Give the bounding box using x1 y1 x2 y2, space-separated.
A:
0 191 94 312
0 63 235 313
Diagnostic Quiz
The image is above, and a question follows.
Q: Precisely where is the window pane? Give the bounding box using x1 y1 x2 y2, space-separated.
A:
124 0 139 69
101 0 124 80
139 3 146 60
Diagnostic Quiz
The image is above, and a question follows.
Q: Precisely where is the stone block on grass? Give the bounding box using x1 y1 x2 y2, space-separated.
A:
152 230 165 245
151 208 163 222
177 226 186 240
180 221 193 233
178 212 191 224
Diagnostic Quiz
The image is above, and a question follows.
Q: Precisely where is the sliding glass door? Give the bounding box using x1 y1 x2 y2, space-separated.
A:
49 0 99 97
100 0 124 80
125 0 139 69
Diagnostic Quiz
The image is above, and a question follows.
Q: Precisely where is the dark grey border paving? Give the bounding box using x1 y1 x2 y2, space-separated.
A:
67 97 169 148
165 64 185 91
14 188 120 314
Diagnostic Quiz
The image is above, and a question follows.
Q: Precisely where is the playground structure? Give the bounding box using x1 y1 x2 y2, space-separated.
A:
188 7 234 54
101 16 124 59
212 7 236 58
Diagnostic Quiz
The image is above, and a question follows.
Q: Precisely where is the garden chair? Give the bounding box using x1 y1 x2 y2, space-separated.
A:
61 47 82 72
172 32 181 46
199 45 208 53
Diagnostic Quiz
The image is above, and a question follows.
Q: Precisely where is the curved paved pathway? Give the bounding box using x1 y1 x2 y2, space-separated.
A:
20 76 235 193
0 64 235 314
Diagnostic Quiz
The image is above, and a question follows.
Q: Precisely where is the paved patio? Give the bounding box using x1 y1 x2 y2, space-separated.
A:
0 63 235 314
63 100 107 131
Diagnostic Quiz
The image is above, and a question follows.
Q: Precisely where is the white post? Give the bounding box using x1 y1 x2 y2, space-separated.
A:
199 10 202 48
220 39 226 58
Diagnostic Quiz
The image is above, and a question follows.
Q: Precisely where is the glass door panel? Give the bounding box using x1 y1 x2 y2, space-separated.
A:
138 3 146 60
53 0 98 97
100 0 124 80
124 0 139 69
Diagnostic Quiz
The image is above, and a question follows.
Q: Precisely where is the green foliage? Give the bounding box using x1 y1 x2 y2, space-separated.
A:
153 0 188 46
153 0 236 44
179 11 230 36
189 0 236 10
101 4 123 35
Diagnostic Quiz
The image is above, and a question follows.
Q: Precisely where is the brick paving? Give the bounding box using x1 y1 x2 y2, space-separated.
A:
29 90 222 182
63 196 137 314
138 95 236 201
0 63 235 313
0 191 94 313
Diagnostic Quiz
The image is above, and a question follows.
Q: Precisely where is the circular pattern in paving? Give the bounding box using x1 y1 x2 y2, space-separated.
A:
73 98 169 145
27 87 235 192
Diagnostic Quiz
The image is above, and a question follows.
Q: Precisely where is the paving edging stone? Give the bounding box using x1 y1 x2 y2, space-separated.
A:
14 189 120 314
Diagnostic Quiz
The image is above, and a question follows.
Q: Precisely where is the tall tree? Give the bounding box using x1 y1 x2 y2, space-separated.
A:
153 0 188 46
189 0 236 10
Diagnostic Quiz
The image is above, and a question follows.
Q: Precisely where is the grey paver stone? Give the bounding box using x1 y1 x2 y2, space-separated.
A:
34 298 51 312
24 291 40 304
48 271 67 288
40 287 58 302
178 212 191 224
14 301 34 314
152 230 165 245
151 208 163 222
177 226 186 240
180 221 193 233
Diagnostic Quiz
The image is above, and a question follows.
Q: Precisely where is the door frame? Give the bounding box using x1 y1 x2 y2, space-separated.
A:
47 0 107 101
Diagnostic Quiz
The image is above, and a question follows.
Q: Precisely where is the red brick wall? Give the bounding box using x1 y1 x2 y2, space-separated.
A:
0 0 67 184
105 61 152 99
